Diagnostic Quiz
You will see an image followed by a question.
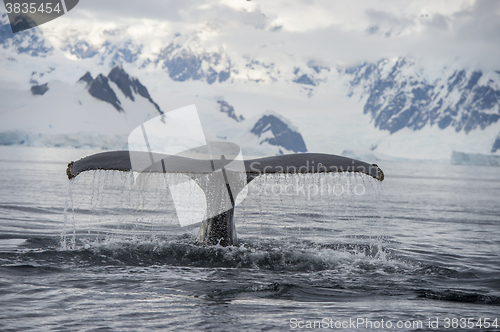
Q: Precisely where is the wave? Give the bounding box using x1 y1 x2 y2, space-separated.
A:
2 236 499 305
417 289 500 305
0 235 459 274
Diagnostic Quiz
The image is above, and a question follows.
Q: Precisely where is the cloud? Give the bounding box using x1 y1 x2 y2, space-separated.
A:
42 0 500 71
453 0 500 42
405 0 500 70
265 0 500 70
365 9 417 37
70 0 200 22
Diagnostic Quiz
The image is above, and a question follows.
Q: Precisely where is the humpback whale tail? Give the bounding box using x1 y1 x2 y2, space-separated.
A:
66 146 384 246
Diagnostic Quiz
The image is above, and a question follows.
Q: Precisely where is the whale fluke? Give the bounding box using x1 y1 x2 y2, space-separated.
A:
66 151 383 246
242 153 383 181
67 151 383 181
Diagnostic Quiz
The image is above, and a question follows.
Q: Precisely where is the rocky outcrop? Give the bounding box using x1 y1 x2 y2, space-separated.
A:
250 114 307 153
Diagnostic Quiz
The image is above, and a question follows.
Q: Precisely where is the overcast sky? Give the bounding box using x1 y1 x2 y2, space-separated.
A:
46 0 500 70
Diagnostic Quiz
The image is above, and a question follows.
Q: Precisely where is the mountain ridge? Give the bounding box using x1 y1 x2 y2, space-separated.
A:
1 17 499 159
1 65 307 155
76 66 163 114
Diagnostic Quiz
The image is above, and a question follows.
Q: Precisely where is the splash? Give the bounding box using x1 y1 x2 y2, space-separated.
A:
62 170 386 252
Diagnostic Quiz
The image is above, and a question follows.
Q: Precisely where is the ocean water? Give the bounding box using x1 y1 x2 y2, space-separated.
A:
0 145 499 331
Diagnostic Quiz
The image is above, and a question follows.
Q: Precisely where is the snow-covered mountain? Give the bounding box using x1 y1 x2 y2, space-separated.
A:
213 110 307 156
249 113 307 153
78 66 163 114
0 13 53 57
0 62 307 155
1 11 500 160
0 66 164 149
217 100 244 122
341 58 500 153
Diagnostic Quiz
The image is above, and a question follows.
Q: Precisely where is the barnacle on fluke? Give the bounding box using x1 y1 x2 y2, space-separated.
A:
66 161 75 180
372 164 384 181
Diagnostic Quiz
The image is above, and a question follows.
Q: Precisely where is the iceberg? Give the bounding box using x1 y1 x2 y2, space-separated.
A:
451 151 500 167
